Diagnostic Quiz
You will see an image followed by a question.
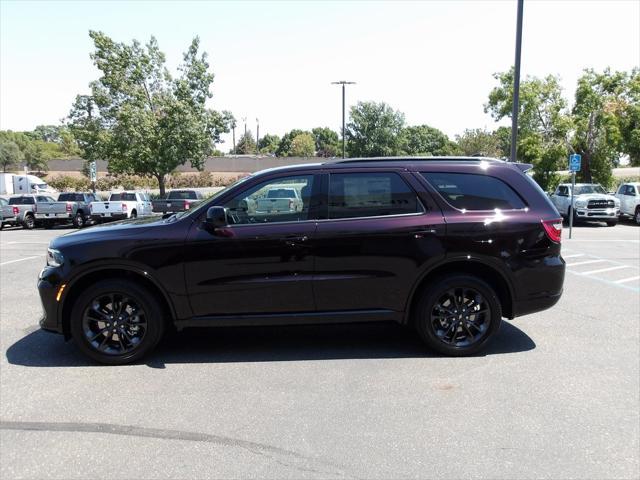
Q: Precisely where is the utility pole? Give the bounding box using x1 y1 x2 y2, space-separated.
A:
510 0 524 163
331 81 356 158
232 124 236 154
242 117 247 137
256 118 260 155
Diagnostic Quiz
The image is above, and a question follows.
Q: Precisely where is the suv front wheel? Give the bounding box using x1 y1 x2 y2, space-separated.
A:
70 279 165 364
414 274 502 356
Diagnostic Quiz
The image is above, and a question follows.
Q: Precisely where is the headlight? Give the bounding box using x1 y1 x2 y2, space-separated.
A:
574 200 587 207
47 248 64 267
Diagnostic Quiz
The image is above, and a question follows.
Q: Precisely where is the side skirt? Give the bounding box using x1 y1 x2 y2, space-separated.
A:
176 309 403 330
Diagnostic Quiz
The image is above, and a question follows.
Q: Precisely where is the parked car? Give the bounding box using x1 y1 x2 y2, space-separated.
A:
90 191 152 222
549 183 620 226
35 192 98 229
0 197 10 229
3 194 57 229
152 190 204 214
38 157 565 364
614 182 640 225
255 186 304 215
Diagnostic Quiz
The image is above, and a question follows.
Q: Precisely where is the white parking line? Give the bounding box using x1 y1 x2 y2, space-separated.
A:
0 255 44 266
615 276 640 284
563 253 585 259
582 265 632 275
565 259 607 267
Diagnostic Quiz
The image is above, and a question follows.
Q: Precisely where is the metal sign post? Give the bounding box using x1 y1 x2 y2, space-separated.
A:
89 161 97 194
568 154 581 239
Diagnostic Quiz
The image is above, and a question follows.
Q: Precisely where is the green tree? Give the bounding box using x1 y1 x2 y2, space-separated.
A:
258 133 280 154
401 125 455 156
0 141 24 172
620 69 640 166
276 129 310 157
68 31 230 196
486 69 571 190
571 69 631 185
346 101 405 157
455 128 503 157
234 130 257 154
290 132 315 157
312 127 340 157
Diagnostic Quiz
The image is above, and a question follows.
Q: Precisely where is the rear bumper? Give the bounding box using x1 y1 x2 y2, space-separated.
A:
513 291 563 317
92 213 127 221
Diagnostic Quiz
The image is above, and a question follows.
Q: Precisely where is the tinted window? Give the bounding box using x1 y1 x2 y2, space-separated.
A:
110 193 137 201
422 172 526 210
224 175 313 225
58 193 88 202
328 172 421 219
9 197 35 205
168 191 198 200
626 185 637 195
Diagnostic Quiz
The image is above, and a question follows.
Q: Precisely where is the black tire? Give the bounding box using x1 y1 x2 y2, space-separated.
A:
130 210 137 219
44 222 53 230
606 220 618 227
70 279 165 365
414 274 502 356
72 212 85 228
635 207 640 226
568 207 580 225
22 214 35 230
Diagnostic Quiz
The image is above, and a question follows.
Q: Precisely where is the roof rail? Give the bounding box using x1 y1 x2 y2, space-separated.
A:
325 156 506 165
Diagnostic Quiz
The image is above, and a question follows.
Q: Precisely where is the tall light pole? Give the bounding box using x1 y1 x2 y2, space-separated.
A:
332 81 356 158
510 0 524 162
242 117 247 137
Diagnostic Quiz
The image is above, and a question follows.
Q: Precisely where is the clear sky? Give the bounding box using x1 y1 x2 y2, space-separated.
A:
1 0 638 150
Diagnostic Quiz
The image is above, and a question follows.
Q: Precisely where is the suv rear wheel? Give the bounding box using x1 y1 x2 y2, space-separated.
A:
70 279 165 364
414 274 502 356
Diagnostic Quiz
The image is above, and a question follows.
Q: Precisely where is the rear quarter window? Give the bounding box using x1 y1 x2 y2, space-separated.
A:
421 172 526 210
9 197 35 205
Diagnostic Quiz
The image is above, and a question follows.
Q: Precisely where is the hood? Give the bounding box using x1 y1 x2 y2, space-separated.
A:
574 193 618 201
51 216 166 249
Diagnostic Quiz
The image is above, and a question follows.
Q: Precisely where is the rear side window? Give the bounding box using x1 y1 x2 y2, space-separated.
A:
422 172 526 210
110 193 136 201
58 193 83 202
9 197 35 205
328 172 421 219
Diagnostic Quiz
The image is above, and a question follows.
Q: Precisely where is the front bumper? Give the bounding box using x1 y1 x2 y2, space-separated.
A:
574 207 619 219
38 267 64 334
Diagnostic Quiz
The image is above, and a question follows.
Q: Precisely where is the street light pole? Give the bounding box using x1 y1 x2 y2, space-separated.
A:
256 118 259 155
510 0 524 163
332 81 355 158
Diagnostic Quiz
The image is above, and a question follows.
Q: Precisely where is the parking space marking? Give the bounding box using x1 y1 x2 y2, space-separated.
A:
0 255 45 266
565 259 607 267
615 275 640 284
562 253 584 258
582 265 631 275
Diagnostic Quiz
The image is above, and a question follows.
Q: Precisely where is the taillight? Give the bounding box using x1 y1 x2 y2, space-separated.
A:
542 219 562 243
184 201 191 210
66 203 72 212
121 203 128 212
12 206 19 215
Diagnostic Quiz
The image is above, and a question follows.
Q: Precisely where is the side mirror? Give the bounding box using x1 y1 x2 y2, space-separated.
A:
205 206 228 231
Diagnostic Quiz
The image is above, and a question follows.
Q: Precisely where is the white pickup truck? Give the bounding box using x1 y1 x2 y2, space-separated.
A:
549 183 620 226
90 192 152 222
614 182 640 225
255 187 303 214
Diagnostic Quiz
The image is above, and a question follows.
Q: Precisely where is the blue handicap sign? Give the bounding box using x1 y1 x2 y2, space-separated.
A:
569 154 581 172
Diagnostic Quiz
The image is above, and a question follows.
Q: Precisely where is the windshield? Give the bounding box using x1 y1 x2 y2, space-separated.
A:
166 175 253 222
574 185 606 195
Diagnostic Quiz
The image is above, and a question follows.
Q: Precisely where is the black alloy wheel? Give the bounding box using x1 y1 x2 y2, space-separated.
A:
415 274 501 356
70 280 164 364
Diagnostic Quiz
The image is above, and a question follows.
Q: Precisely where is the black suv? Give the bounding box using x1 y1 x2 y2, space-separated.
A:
38 157 565 364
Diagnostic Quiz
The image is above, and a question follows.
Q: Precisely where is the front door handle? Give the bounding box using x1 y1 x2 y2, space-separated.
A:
412 227 438 238
283 235 309 247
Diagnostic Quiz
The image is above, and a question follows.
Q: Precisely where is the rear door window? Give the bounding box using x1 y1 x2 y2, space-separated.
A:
328 172 422 219
421 172 526 210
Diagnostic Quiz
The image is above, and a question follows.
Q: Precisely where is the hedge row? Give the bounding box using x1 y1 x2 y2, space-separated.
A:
46 172 248 192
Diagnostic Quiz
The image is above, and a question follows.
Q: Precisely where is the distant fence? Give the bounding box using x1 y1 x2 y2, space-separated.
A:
47 156 322 174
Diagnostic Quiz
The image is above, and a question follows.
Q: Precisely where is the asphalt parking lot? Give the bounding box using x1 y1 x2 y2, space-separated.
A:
1 221 638 479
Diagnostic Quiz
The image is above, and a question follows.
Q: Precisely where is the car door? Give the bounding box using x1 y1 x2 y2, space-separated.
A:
624 185 636 214
184 173 319 318
312 169 446 315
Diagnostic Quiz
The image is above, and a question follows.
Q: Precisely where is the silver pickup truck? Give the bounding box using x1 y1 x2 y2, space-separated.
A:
1 195 56 229
36 192 97 228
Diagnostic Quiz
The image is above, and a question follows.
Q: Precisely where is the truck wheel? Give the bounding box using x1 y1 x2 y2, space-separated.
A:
70 279 165 365
635 207 640 226
413 274 502 356
73 212 85 228
130 210 137 219
606 220 618 227
44 222 53 230
22 214 35 230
